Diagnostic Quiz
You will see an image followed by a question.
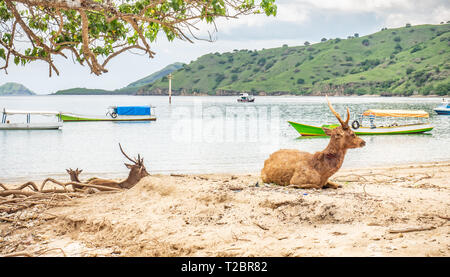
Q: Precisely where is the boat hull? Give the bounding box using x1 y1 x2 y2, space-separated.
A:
288 121 433 136
237 99 255 102
0 122 62 130
434 109 450 115
60 113 156 122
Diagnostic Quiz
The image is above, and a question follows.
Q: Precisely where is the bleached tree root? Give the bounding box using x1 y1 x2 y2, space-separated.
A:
40 178 122 192
0 177 122 216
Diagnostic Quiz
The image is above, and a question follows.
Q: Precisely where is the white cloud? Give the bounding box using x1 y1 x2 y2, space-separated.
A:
304 0 409 13
191 1 310 36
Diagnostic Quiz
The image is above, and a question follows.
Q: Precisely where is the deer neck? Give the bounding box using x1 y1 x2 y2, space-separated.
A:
118 171 141 189
324 139 347 159
314 138 348 179
70 174 81 182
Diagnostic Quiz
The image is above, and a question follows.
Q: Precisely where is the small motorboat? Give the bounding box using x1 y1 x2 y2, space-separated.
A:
237 93 255 102
60 105 156 122
0 109 63 130
434 99 450 115
289 109 433 136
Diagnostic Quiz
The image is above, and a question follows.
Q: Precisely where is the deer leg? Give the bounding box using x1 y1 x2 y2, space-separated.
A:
324 180 341 189
289 170 322 189
288 183 322 189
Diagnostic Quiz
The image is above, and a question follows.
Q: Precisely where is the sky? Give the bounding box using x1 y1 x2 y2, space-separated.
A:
1 0 449 94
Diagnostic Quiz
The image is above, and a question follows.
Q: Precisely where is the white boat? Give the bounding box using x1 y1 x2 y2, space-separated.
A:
434 99 450 115
0 109 63 130
237 93 255 102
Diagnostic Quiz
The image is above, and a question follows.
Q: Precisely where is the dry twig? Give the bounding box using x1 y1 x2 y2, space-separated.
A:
388 226 436 234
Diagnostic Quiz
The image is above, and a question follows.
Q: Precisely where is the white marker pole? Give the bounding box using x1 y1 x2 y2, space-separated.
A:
168 73 172 104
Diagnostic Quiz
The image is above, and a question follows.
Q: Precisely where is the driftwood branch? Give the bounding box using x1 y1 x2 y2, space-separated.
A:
388 226 436 234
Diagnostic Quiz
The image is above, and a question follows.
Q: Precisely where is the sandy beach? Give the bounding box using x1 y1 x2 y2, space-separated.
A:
0 161 449 257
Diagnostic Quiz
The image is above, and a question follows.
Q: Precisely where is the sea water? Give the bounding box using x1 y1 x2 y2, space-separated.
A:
0 95 448 182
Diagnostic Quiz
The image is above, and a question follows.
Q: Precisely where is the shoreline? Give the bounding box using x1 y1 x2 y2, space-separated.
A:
5 94 447 98
3 159 450 184
1 160 449 257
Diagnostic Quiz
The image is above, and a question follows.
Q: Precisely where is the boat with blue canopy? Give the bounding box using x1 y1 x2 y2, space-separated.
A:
60 105 156 122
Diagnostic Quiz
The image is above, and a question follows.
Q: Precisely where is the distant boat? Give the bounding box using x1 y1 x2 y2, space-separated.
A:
60 105 156 122
237 93 255 102
434 99 449 115
0 109 62 130
289 109 433 136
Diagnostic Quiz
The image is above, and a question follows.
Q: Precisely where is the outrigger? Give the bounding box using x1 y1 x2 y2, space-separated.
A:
289 109 433 136
59 105 156 122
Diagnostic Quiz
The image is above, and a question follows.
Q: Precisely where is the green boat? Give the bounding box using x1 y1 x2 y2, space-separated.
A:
60 113 156 122
60 105 156 122
289 109 434 136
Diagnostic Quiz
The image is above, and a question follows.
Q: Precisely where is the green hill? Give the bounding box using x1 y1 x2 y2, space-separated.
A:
144 23 450 96
53 62 185 95
126 62 184 88
0 82 35 96
52 87 116 95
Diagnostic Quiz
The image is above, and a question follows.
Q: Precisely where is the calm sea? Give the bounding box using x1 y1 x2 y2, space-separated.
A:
0 95 448 182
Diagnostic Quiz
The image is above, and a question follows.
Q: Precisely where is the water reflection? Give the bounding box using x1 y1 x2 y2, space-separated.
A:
0 95 448 182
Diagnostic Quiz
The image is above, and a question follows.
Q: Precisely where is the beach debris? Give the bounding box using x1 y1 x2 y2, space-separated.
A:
261 96 365 189
1 247 67 257
436 215 450 220
254 222 269 231
388 225 436 234
229 186 243 192
331 231 347 236
170 174 187 177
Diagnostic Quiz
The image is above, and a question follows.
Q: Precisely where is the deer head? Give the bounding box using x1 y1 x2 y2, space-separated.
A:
66 168 83 182
119 143 149 184
323 96 366 150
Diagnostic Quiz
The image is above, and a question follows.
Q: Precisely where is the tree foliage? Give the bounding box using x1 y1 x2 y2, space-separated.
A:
0 0 276 76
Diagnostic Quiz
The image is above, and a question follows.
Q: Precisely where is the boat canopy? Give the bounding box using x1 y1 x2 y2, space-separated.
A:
115 106 151 116
2 109 61 115
362 109 429 118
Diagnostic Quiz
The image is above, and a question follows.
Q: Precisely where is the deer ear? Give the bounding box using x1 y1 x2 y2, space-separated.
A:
322 127 333 136
66 169 70 173
124 163 134 169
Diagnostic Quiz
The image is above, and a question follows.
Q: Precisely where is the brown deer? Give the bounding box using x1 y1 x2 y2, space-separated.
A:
261 96 366 189
66 144 149 190
66 168 84 190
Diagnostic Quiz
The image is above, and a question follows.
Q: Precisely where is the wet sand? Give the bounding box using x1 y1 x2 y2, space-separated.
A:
1 161 449 257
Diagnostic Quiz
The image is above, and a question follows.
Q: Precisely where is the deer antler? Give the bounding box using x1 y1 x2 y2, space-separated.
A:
137 154 144 165
119 143 137 164
326 95 349 129
344 107 350 126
